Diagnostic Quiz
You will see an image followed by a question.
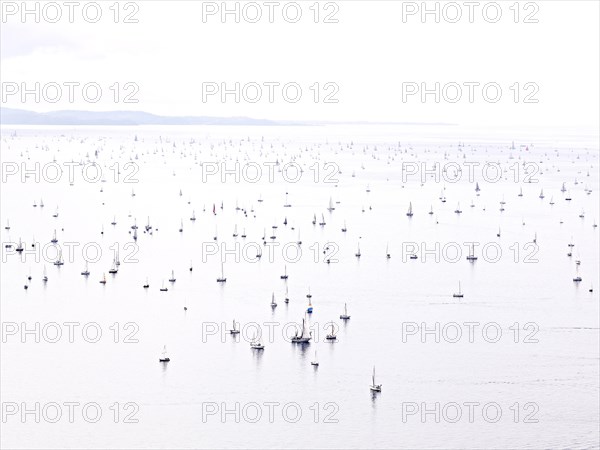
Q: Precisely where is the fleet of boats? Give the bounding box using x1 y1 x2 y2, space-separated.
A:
4 134 598 394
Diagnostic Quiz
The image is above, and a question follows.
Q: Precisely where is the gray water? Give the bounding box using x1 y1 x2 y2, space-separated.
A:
1 124 599 449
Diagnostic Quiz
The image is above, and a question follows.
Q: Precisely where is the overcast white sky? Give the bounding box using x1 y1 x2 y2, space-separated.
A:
1 1 599 126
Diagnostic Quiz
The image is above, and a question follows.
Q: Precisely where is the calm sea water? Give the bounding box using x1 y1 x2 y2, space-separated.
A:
1 124 599 449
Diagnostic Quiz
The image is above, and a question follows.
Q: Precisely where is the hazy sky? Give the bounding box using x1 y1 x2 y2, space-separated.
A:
1 1 599 126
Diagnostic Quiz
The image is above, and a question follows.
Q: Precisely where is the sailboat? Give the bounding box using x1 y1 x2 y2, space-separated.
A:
169 270 176 282
406 202 413 217
159 280 168 291
291 315 312 343
284 286 290 303
355 243 361 258
53 249 64 266
190 210 196 221
327 197 335 211
370 366 382 392
232 224 238 237
312 213 317 225
4 220 9 230
99 273 107 284
51 229 58 243
216 261 226 283
497 227 501 238
280 265 288 280
573 264 582 282
284 192 291 208
539 189 545 199
466 244 477 261
42 265 48 283
428 205 433 215
81 262 90 276
143 277 149 288
325 324 337 340
475 182 480 193
270 292 277 308
340 303 350 320
108 256 118 274
453 281 464 298
341 220 347 232
229 320 240 335
250 333 264 350
311 350 319 366
386 244 391 259
159 345 170 362
454 202 462 214
518 187 523 197
319 213 326 226
179 220 183 233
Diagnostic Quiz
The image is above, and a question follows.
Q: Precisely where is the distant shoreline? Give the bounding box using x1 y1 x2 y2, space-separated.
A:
0 108 455 127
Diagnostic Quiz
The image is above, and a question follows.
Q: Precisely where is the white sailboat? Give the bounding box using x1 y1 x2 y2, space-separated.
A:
159 345 170 362
250 333 264 350
216 261 226 283
370 366 382 392
108 257 118 274
327 196 335 211
81 261 90 276
453 281 464 298
466 244 477 261
406 202 413 217
270 292 277 308
325 324 337 340
53 249 64 266
311 350 319 366
291 315 312 343
168 269 176 282
340 303 350 320
229 320 240 335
